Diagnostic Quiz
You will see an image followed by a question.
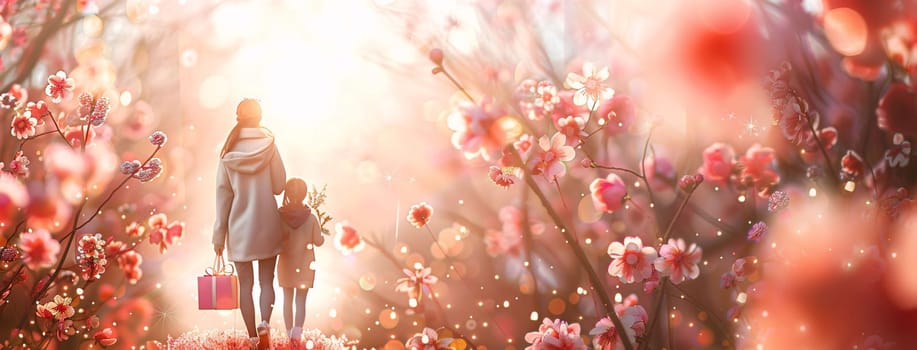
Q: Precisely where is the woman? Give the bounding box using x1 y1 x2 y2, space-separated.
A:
212 99 285 348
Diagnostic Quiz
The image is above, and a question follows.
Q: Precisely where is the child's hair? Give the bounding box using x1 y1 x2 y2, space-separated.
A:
283 178 307 206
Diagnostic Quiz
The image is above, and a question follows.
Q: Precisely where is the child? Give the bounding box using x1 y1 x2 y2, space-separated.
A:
277 178 325 343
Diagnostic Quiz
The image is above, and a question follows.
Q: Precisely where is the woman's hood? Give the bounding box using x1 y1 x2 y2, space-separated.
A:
221 128 276 174
279 205 312 229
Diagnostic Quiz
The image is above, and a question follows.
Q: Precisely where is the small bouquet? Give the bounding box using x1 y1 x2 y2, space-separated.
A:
307 184 333 235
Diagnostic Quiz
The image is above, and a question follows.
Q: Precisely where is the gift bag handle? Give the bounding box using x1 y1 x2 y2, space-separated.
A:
205 255 235 276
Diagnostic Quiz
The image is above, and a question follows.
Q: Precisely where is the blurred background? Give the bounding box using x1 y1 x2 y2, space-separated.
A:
3 0 917 348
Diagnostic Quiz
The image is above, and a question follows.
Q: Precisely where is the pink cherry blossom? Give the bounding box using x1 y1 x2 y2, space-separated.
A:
514 134 536 161
117 251 143 285
395 265 438 302
19 229 60 270
556 115 588 146
589 317 622 350
737 144 780 195
45 70 75 103
524 318 588 350
700 142 735 182
653 238 702 284
885 133 911 168
516 80 560 120
590 173 627 213
608 236 658 284
334 221 364 255
564 62 614 110
447 100 510 161
620 305 648 339
530 132 575 181
488 166 519 188
405 327 452 350
747 221 767 241
10 111 37 140
44 294 75 321
731 257 758 281
26 101 48 125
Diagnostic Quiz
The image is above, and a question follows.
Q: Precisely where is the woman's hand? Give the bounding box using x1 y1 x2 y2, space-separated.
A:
214 244 224 256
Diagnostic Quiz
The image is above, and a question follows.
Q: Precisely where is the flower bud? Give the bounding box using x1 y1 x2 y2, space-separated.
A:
149 131 167 146
428 48 444 65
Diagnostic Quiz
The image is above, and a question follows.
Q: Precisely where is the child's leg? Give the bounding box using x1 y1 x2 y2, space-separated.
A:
294 288 309 330
236 261 257 338
282 287 294 333
257 256 277 322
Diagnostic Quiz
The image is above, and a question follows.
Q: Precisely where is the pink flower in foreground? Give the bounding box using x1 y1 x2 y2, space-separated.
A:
45 70 75 103
405 327 452 350
333 221 364 255
19 229 60 270
407 202 433 228
447 100 510 161
608 237 658 284
700 142 735 182
10 111 37 140
564 62 614 110
653 238 702 284
524 318 588 350
530 132 575 181
590 174 627 213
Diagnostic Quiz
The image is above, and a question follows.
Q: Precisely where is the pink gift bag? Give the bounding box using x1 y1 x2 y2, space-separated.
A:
197 256 239 310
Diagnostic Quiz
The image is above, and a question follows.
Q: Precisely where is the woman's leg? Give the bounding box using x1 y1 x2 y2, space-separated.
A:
282 287 294 333
294 288 309 330
257 256 278 323
236 261 257 337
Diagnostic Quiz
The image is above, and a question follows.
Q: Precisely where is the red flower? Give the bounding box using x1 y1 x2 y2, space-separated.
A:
700 143 735 182
19 229 60 270
10 111 37 140
45 71 75 104
737 144 780 195
841 150 865 178
407 202 433 229
488 166 518 188
877 83 917 138
94 327 118 347
117 251 143 284
26 101 48 125
333 221 363 255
